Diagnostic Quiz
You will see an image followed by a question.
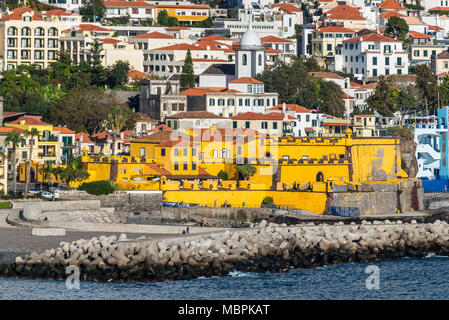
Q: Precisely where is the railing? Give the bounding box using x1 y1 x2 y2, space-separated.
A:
38 153 56 158
39 135 58 142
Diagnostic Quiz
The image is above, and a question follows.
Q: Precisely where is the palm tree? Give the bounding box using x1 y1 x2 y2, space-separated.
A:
106 105 126 156
39 160 55 186
4 131 25 198
24 128 40 199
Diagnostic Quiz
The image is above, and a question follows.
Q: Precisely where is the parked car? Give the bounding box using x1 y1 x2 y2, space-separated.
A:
27 189 41 197
41 191 55 200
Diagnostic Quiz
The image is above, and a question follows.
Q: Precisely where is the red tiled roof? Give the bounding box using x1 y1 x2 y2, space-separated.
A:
151 124 173 132
264 46 281 54
77 24 113 32
91 131 111 140
180 87 228 96
344 32 401 42
98 38 121 44
324 12 366 21
342 93 354 99
156 4 210 9
429 6 449 10
76 132 93 143
272 3 302 14
0 126 25 134
53 126 75 134
269 104 311 113
152 43 205 51
429 25 444 31
44 9 80 16
128 70 150 81
199 35 231 41
231 112 293 121
378 11 406 19
378 0 407 9
130 31 175 39
165 26 191 30
136 113 157 121
326 5 360 15
179 58 230 63
104 1 153 7
309 71 344 79
261 35 293 43
146 163 171 176
229 77 263 84
0 7 43 21
7 115 50 126
408 31 431 39
312 25 355 33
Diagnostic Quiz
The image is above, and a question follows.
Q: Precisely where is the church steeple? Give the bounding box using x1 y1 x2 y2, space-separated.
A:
235 24 265 78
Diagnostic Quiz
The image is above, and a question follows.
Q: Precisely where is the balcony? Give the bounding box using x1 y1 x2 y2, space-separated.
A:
39 135 58 143
38 153 56 159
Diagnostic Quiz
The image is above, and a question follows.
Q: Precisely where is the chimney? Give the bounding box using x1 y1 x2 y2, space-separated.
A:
282 102 286 114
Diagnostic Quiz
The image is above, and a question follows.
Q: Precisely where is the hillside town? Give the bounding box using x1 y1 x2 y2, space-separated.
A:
0 0 446 208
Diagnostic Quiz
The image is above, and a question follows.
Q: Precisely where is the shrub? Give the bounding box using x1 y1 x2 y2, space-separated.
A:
79 180 117 195
0 201 11 208
262 196 274 205
217 170 228 180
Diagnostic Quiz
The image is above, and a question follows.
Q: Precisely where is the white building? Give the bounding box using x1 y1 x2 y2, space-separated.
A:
235 24 265 79
338 32 409 79
414 118 443 179
103 1 154 22
268 103 323 137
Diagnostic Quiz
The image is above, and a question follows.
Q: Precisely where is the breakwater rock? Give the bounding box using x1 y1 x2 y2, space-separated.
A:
2 219 449 282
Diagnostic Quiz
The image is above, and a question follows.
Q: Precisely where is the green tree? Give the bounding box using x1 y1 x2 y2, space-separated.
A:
167 16 180 27
236 164 257 180
80 0 106 22
439 75 449 106
217 170 228 180
366 76 399 116
157 9 169 26
53 157 89 188
24 128 40 199
5 131 25 197
39 160 55 185
107 105 127 155
415 64 438 110
385 16 409 40
180 49 196 90
106 60 131 88
89 39 107 87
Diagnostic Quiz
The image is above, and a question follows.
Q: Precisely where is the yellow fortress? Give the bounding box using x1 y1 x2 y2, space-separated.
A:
21 126 421 215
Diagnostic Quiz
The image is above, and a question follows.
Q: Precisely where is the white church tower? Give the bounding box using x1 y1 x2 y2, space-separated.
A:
235 24 265 79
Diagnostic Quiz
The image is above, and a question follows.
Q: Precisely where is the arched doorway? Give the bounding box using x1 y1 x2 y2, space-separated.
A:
316 171 324 182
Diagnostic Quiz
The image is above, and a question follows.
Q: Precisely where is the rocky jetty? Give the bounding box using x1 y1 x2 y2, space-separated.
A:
2 219 449 282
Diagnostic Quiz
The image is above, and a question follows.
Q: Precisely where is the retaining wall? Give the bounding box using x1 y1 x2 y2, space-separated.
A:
57 190 162 220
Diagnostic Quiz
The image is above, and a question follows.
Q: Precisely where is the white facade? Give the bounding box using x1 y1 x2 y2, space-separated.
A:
338 33 409 79
104 3 154 21
414 121 443 179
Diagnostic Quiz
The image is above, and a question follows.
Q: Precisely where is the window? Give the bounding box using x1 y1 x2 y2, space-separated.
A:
273 122 278 129
373 69 377 76
414 50 420 57
245 121 250 128
372 57 377 65
183 162 188 170
385 57 389 66
174 148 179 157
233 121 237 128
140 147 145 157
327 44 332 51
258 54 262 66
192 162 197 170
209 98 215 106
183 148 188 157
161 148 166 156
262 121 268 129
242 53 247 65
397 57 402 66
424 50 428 57
174 162 179 171
192 148 197 157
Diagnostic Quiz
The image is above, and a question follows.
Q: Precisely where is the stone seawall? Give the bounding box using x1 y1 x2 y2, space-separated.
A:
57 191 162 220
1 219 449 283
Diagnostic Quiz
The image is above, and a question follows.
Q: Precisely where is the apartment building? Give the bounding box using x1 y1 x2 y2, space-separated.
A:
337 32 409 79
154 4 210 25
409 30 446 66
231 112 295 136
104 0 154 22
432 49 449 80
311 25 355 57
0 7 79 71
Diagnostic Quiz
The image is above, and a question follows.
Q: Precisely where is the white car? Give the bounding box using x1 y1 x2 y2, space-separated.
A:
41 191 54 200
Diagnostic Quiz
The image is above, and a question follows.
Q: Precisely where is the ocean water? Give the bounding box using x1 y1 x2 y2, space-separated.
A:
1 256 449 300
